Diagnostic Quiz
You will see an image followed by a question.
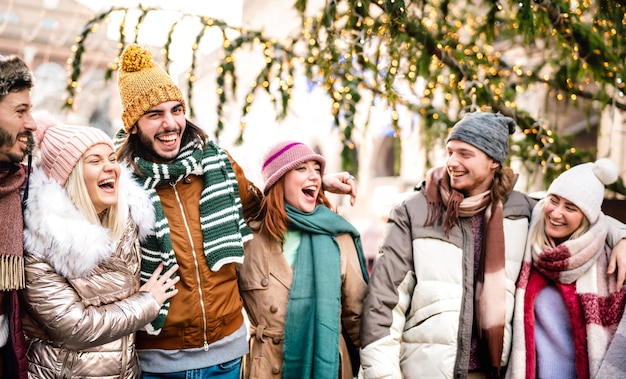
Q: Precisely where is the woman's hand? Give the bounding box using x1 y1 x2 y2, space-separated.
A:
140 263 180 305
322 172 358 206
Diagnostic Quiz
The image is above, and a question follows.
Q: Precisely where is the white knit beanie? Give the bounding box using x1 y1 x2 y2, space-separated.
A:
34 112 114 186
547 158 619 224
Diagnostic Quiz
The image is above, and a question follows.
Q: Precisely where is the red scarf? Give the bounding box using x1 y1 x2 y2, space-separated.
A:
425 167 508 377
0 164 26 290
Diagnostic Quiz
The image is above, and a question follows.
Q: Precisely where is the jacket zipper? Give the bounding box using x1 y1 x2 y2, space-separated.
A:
171 183 210 351
120 334 127 378
454 219 473 377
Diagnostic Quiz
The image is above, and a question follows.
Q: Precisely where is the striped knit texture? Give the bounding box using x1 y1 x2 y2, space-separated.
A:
261 141 326 193
134 140 252 334
118 44 186 132
546 158 618 224
35 119 113 186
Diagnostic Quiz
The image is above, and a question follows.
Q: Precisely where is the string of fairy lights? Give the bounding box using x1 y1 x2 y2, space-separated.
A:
63 0 624 193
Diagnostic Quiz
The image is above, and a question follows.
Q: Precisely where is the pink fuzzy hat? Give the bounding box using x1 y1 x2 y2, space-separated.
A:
261 141 326 193
34 112 114 186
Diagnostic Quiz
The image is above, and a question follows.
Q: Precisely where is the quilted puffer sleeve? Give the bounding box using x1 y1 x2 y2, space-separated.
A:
360 198 417 379
21 256 160 351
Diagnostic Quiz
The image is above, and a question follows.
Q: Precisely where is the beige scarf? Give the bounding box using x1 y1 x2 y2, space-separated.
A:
425 166 508 377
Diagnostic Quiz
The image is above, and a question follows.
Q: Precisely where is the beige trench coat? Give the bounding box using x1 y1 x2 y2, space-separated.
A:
238 226 367 378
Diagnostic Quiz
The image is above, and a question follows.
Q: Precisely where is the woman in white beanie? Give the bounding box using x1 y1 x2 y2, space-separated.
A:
20 114 180 378
238 140 369 379
507 158 626 379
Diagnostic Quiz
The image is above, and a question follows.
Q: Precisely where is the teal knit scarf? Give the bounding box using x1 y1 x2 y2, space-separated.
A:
134 139 252 334
282 204 368 378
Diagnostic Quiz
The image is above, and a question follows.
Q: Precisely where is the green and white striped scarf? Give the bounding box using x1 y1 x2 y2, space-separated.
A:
134 139 252 334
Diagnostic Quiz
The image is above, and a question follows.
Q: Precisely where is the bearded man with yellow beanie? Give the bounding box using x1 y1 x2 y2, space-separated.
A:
113 44 357 378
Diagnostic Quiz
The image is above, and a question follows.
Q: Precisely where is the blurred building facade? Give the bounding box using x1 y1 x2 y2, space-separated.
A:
0 0 121 133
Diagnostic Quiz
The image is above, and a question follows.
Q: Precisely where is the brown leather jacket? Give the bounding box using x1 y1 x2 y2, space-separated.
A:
238 225 367 378
135 156 262 350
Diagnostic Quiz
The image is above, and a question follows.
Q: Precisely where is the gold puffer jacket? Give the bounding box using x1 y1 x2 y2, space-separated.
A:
20 166 159 379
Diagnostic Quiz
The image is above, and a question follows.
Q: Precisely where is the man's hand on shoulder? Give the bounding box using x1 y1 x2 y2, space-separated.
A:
322 172 358 206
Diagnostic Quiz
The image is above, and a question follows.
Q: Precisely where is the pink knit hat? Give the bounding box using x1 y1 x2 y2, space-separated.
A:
34 112 114 186
261 141 326 193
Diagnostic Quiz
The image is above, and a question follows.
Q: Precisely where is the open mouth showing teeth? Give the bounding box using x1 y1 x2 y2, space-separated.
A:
302 188 316 198
98 178 116 189
157 133 178 144
549 219 564 226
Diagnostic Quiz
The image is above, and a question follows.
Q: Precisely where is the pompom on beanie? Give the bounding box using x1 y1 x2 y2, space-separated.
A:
547 158 618 224
446 112 517 164
261 141 326 193
117 44 186 132
34 111 114 186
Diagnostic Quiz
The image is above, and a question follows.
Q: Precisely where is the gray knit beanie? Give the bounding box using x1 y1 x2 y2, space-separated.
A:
446 112 517 164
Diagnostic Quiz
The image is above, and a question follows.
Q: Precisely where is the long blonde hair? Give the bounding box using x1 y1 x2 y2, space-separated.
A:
65 159 128 240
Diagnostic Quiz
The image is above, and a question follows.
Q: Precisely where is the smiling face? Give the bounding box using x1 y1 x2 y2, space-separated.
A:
0 89 36 163
543 194 585 243
132 101 186 163
82 143 121 215
283 160 322 212
445 139 500 197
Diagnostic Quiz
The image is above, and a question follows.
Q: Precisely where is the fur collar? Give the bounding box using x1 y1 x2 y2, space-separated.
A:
23 165 154 278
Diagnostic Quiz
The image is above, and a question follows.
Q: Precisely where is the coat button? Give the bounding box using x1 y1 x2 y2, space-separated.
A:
272 366 281 375
272 337 281 344
270 305 278 313
261 278 269 287
184 176 192 183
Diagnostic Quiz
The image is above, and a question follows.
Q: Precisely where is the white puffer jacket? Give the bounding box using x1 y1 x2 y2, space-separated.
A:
360 190 535 379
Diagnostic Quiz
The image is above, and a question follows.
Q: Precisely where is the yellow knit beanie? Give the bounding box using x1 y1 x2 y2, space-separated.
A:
117 44 186 132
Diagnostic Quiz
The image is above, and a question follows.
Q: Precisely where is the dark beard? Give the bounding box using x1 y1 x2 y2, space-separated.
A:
135 125 181 164
0 127 35 162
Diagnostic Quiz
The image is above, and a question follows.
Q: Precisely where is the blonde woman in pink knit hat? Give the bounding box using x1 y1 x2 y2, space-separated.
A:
238 140 369 379
19 113 180 378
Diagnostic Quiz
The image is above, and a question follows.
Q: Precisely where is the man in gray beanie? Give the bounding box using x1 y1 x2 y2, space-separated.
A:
360 112 626 379
0 54 36 379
